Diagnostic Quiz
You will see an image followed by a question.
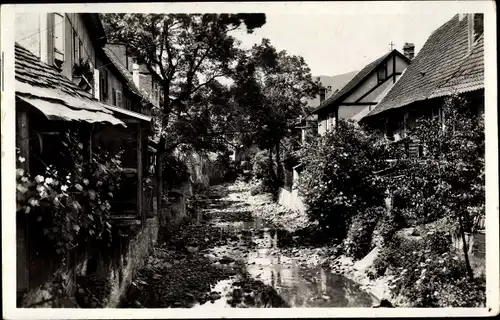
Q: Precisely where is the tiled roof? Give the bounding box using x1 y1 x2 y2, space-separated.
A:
15 43 94 100
365 14 484 118
313 50 406 113
15 42 124 126
429 34 484 98
102 47 154 105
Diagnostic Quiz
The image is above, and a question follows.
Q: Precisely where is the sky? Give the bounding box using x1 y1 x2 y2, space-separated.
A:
230 13 456 77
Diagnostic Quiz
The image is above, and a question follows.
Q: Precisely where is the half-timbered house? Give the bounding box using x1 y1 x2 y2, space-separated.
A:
312 49 411 135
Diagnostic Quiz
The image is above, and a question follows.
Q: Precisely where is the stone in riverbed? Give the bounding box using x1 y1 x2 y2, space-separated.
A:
219 256 236 264
209 291 221 301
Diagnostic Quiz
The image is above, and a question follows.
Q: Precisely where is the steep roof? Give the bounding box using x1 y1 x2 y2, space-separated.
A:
102 47 154 105
313 50 409 114
365 14 484 118
16 43 94 100
429 34 484 98
305 71 358 109
15 43 124 126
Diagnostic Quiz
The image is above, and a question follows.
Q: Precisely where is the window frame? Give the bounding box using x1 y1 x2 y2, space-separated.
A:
73 31 80 63
52 13 65 69
112 88 116 106
377 62 388 83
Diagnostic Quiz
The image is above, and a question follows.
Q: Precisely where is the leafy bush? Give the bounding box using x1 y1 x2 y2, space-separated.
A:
298 119 387 241
162 154 190 189
251 149 280 195
385 95 485 282
250 182 265 196
344 206 385 260
252 150 270 180
373 231 485 307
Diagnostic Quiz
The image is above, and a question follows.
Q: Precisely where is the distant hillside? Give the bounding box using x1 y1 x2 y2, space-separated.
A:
305 71 358 110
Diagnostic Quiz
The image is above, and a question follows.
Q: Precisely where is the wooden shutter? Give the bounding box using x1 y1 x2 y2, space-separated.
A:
93 69 100 100
407 139 422 158
116 90 123 108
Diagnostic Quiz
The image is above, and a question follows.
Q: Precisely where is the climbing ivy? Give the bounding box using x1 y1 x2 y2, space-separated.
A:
16 129 123 259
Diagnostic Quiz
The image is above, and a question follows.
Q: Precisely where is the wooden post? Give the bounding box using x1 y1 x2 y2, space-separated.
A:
137 123 144 225
16 111 30 172
16 110 30 296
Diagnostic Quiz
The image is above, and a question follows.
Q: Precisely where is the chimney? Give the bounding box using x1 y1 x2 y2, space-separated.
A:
319 87 326 103
403 42 415 60
132 63 140 88
107 44 128 67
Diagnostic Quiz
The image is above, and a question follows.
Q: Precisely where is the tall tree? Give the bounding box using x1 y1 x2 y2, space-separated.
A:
232 39 320 186
100 13 266 208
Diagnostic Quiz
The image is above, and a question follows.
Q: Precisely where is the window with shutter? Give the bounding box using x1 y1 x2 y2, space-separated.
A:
377 62 387 83
407 139 423 158
53 13 65 69
112 88 116 106
73 31 80 63
100 69 108 98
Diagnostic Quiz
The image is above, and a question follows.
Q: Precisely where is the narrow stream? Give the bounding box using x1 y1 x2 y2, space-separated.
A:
194 198 379 308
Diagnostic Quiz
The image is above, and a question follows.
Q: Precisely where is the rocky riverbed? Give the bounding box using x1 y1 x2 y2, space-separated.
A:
120 181 382 308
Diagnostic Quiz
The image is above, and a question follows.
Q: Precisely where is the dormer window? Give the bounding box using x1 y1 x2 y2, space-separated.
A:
53 13 65 69
377 62 387 83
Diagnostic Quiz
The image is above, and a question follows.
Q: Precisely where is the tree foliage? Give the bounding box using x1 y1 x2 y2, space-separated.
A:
100 13 266 153
298 119 387 241
388 95 485 279
233 39 319 150
231 39 320 189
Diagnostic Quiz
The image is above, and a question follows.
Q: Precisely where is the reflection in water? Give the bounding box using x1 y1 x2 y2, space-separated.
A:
205 214 378 308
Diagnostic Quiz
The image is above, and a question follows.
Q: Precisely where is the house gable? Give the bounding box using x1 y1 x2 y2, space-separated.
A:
314 49 410 135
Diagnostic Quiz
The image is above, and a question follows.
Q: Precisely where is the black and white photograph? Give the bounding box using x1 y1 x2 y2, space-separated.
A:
1 1 498 318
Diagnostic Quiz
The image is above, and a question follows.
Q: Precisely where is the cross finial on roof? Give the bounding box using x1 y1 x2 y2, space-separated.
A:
389 41 395 51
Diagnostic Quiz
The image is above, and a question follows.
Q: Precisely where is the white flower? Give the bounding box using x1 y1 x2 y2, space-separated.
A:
44 177 54 185
61 185 68 192
34 175 44 183
83 179 89 185
29 199 39 207
18 156 26 163
75 184 83 192
17 184 28 194
16 168 25 177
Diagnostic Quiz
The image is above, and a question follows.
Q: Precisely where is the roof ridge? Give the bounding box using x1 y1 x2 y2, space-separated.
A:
313 50 394 113
102 46 154 105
